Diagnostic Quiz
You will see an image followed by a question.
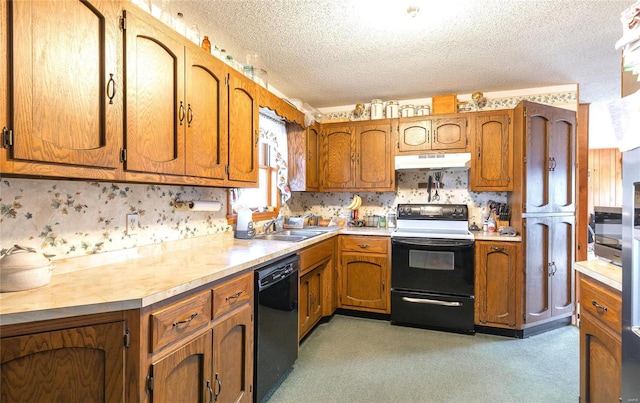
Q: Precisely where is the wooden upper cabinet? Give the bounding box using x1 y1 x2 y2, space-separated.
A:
288 123 320 191
396 114 468 154
519 102 576 214
470 110 514 191
8 0 122 170
321 120 394 191
123 9 185 175
322 124 355 190
227 69 259 185
356 123 393 189
184 48 228 180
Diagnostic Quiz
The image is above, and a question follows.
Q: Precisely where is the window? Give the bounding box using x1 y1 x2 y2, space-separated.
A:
228 111 289 222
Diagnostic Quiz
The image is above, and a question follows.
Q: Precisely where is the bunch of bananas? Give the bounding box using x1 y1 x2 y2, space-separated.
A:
346 195 362 210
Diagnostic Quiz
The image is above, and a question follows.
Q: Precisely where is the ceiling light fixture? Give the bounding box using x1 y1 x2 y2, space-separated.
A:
406 6 420 18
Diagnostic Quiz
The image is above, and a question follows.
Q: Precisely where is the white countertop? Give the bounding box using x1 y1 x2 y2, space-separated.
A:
0 225 521 326
574 258 622 292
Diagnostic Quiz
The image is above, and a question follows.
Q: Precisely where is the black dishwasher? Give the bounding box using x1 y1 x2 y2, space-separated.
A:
254 254 299 403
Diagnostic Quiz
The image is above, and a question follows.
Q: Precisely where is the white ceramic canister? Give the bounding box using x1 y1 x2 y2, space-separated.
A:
416 105 431 116
400 104 415 118
385 100 399 118
370 99 383 119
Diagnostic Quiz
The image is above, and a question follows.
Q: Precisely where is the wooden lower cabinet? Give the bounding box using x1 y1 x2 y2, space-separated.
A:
337 235 390 314
0 312 127 403
579 274 621 403
474 241 521 328
299 267 324 339
151 331 212 402
298 238 336 340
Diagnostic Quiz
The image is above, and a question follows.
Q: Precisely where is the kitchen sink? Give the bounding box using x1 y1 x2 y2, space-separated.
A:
255 228 330 242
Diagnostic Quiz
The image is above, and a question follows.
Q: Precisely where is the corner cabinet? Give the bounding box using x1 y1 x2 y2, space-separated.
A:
0 312 128 403
474 241 521 328
1 0 123 180
337 235 391 313
469 110 514 191
396 114 469 154
578 274 621 403
321 120 395 192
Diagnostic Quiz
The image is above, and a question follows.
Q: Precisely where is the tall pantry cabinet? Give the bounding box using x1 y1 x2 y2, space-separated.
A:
508 101 577 330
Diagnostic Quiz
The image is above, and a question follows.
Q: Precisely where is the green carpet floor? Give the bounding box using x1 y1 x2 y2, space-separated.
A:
268 315 579 403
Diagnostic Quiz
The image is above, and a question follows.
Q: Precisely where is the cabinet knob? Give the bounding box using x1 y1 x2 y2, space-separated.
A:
591 299 608 314
358 244 369 249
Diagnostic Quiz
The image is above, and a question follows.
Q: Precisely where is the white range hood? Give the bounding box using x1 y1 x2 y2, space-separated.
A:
394 153 472 170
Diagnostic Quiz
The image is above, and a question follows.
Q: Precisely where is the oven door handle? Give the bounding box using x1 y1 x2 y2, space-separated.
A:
401 296 462 307
392 238 474 248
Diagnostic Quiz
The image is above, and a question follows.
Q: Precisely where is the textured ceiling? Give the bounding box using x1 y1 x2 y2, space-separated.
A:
172 0 631 109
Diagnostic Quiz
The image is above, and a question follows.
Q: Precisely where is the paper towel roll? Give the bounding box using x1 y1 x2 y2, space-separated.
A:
186 200 222 212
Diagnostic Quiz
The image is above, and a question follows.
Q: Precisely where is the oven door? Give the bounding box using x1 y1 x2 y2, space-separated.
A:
391 237 474 296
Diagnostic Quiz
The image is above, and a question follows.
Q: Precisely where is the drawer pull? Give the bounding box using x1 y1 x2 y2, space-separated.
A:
591 299 608 314
358 244 369 249
172 312 198 327
225 291 243 302
490 246 505 252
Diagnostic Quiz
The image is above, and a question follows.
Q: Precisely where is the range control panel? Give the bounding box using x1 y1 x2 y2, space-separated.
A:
396 204 468 221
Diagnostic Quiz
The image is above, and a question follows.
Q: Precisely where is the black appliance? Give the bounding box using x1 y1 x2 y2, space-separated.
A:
254 254 299 403
391 203 475 334
593 206 622 266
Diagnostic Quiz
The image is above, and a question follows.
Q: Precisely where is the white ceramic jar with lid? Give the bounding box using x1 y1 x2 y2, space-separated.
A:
385 100 398 118
400 105 415 117
370 99 383 119
0 245 53 292
416 105 431 116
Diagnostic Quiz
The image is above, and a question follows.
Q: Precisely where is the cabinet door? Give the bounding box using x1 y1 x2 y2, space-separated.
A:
151 330 212 403
322 125 355 189
356 123 393 189
470 110 513 191
1 321 126 403
339 253 389 312
524 217 552 323
397 118 432 153
548 108 576 212
299 267 323 339
227 70 259 185
306 125 321 190
124 9 185 175
475 242 519 327
549 215 575 317
431 115 468 151
10 0 121 169
579 311 621 403
184 48 228 180
212 303 253 403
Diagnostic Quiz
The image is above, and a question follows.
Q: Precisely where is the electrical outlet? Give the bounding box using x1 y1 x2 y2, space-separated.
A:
126 213 139 235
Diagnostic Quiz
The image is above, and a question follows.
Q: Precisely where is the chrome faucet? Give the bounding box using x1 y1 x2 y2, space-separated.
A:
263 218 278 234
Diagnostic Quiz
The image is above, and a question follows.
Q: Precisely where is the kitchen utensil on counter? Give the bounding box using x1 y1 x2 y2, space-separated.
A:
427 175 433 202
432 171 442 201
0 245 53 292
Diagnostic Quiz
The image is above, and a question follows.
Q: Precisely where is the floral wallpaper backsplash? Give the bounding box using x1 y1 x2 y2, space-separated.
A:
281 169 507 226
0 178 231 258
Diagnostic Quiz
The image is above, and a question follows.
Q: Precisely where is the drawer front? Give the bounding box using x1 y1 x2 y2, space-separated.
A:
150 291 212 352
340 235 388 254
580 276 622 334
299 238 335 273
212 272 253 319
